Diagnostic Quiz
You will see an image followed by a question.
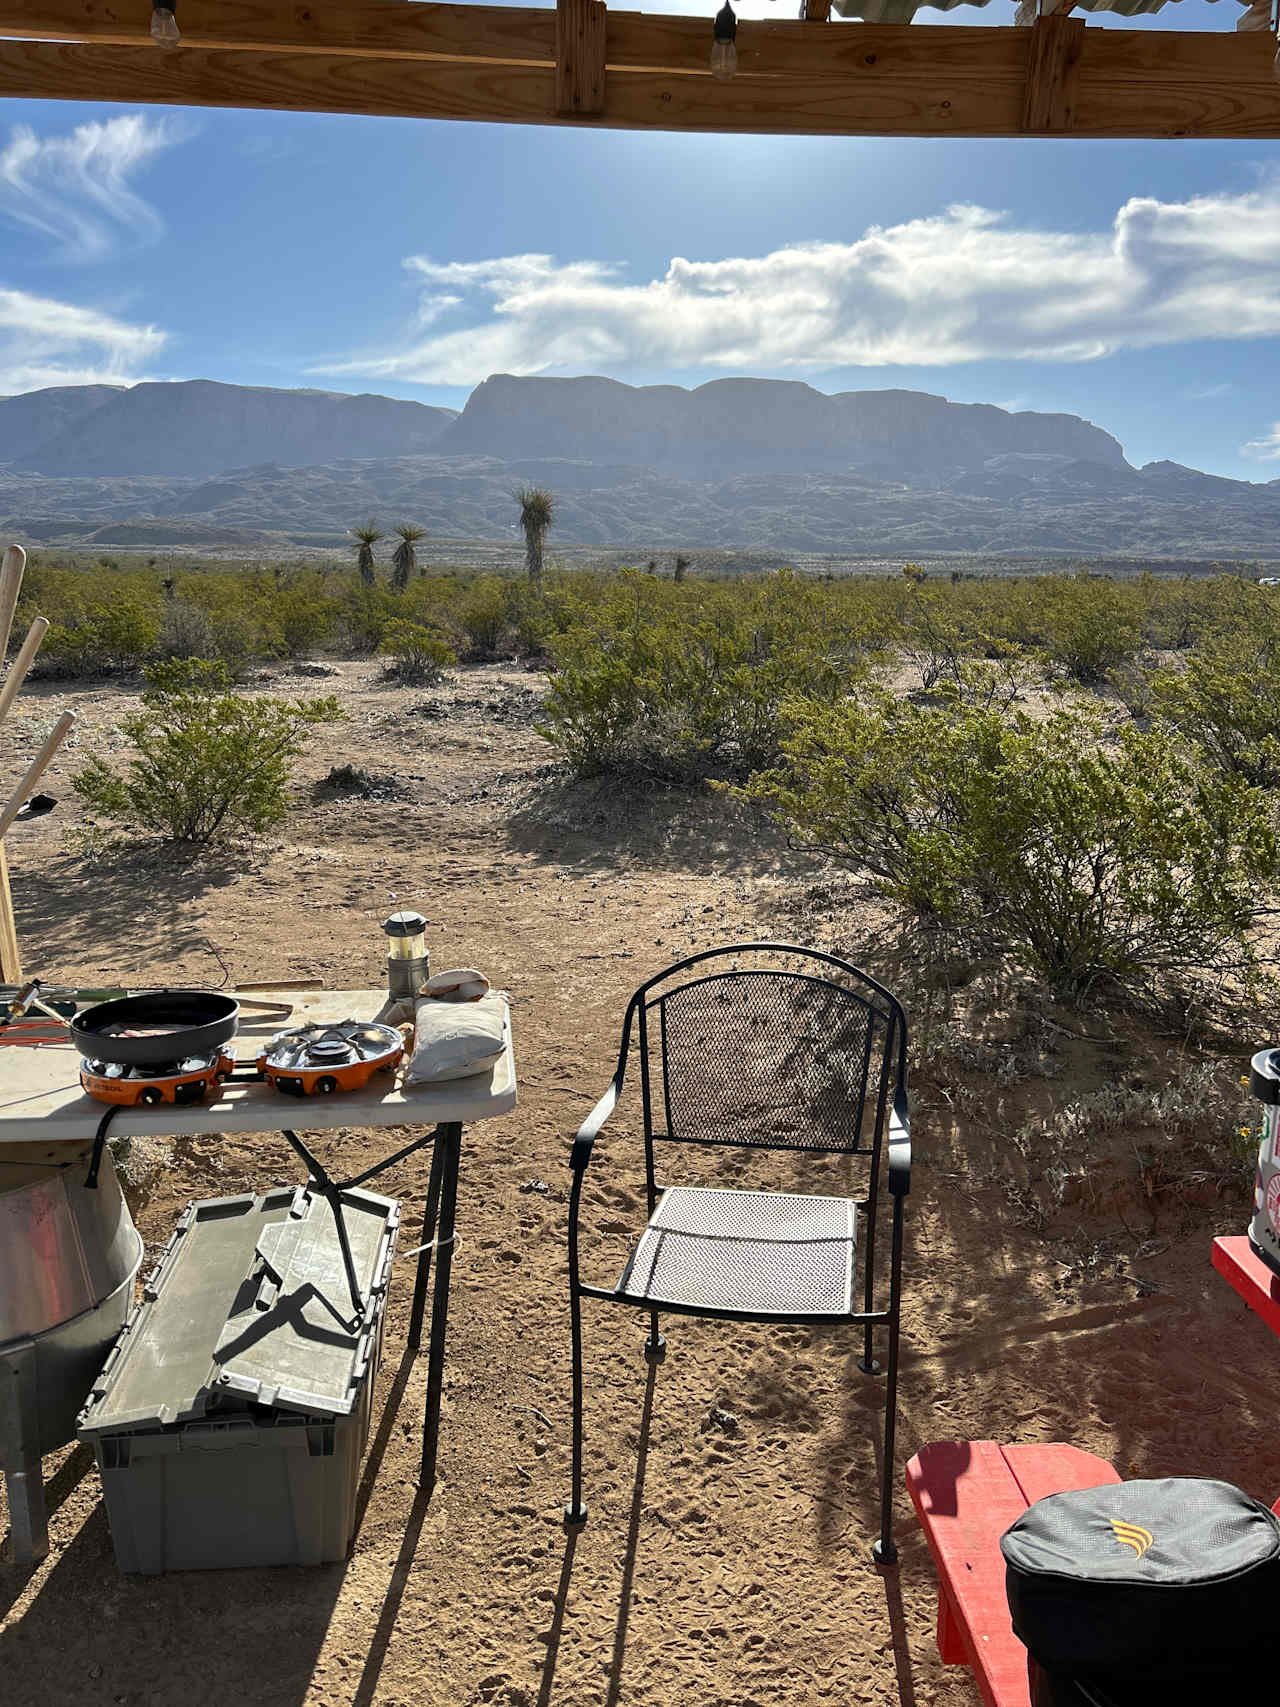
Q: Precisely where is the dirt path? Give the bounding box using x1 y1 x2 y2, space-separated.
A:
1 661 1275 1707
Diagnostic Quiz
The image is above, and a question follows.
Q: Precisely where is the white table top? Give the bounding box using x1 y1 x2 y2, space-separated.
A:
0 989 517 1143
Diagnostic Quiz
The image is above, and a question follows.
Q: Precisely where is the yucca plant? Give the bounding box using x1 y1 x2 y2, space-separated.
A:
351 519 383 587
390 523 426 593
514 485 555 584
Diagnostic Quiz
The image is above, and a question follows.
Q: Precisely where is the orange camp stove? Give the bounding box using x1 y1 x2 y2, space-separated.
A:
80 1048 237 1108
257 1020 403 1098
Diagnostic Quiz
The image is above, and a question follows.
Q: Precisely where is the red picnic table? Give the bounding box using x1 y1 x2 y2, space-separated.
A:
909 1245 1280 1707
906 1440 1121 1707
1212 1235 1280 1335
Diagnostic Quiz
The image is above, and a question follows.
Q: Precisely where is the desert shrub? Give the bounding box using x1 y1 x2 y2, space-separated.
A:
39 594 161 676
156 599 217 660
73 658 342 843
506 579 553 657
1033 577 1144 684
541 570 849 780
337 582 398 653
1148 629 1280 788
380 619 455 685
741 691 1280 999
274 583 337 658
455 577 513 660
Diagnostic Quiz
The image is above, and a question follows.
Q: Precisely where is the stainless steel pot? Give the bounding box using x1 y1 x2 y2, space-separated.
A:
0 1153 142 1342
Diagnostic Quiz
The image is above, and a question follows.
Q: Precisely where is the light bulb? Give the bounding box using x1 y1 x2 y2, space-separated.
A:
151 4 181 44
710 38 738 78
711 0 738 78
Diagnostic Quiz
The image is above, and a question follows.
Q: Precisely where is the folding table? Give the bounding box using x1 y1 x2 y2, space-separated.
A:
0 988 516 1561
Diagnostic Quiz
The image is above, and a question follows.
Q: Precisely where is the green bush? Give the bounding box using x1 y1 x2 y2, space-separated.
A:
39 593 160 676
741 691 1280 998
1148 628 1280 789
455 577 513 660
540 570 849 780
1033 577 1144 685
380 619 455 686
73 658 342 843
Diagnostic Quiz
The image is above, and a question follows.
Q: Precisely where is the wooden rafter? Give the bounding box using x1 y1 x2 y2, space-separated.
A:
1022 12 1083 131
0 5 1278 138
556 0 606 115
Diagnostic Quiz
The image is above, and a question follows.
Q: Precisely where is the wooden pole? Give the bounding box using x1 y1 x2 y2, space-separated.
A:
0 844 19 982
0 544 26 664
0 711 75 842
0 617 50 729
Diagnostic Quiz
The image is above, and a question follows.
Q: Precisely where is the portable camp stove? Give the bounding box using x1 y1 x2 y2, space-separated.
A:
79 1048 237 1108
257 1020 403 1098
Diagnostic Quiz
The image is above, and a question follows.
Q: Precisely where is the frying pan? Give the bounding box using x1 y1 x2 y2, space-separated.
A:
70 990 239 1065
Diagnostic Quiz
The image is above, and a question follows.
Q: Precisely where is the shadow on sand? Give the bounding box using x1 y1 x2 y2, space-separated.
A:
0 1338 425 1707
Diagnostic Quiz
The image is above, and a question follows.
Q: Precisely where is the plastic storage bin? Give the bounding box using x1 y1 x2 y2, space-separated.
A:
78 1184 399 1573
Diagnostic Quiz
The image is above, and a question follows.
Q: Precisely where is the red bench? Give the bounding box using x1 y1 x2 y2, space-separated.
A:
905 1440 1121 1707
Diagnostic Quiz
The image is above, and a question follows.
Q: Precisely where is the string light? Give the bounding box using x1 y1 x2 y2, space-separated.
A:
151 0 180 44
711 1 738 79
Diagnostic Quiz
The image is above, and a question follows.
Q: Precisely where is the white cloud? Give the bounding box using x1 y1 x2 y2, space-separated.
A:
1243 424 1280 462
0 286 166 392
312 184 1280 387
0 114 187 263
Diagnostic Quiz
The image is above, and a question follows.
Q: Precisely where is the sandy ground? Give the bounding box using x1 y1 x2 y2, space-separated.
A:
1 659 1277 1707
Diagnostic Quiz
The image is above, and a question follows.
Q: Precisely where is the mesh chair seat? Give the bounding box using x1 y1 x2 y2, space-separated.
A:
617 1185 857 1318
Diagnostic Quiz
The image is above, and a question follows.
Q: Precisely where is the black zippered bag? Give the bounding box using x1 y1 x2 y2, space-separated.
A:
1001 1478 1278 1684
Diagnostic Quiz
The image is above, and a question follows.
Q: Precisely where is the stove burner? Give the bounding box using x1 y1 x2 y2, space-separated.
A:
79 1048 236 1108
258 1020 403 1097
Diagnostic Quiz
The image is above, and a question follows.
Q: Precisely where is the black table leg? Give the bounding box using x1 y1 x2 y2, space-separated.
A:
278 1128 365 1326
420 1120 462 1492
407 1135 446 1352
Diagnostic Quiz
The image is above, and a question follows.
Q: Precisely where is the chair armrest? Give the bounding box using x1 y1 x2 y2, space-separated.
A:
570 1076 623 1172
888 1090 910 1198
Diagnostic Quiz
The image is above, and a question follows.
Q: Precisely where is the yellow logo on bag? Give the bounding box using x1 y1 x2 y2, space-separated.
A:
1109 1519 1154 1559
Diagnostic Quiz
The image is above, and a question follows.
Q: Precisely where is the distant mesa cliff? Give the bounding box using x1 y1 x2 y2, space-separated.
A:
0 384 126 465
4 373 1277 559
438 374 1129 476
4 379 458 476
1 373 1124 480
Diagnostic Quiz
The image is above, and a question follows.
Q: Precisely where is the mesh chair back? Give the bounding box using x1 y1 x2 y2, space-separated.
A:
638 951 903 1156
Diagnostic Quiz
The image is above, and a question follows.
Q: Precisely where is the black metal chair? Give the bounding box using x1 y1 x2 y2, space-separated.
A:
564 942 910 1563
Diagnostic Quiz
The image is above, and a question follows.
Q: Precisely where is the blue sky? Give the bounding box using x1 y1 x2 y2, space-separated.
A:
3 0 1280 476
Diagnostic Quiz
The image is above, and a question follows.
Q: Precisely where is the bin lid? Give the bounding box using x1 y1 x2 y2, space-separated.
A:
79 1185 398 1434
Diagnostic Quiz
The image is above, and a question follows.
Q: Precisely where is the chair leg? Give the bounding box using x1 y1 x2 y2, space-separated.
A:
859 1202 880 1375
872 1199 905 1567
644 1309 666 1364
564 1281 589 1531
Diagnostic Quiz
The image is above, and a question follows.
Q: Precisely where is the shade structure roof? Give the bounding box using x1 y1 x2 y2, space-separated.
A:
2 0 1280 140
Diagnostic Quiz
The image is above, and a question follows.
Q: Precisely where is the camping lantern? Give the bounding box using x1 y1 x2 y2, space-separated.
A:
1248 1048 1280 1276
383 910 428 1000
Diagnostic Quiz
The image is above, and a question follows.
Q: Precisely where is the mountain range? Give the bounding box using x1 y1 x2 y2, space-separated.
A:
1 375 1277 561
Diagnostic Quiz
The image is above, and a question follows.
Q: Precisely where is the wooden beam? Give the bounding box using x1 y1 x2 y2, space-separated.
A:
0 29 1276 139
0 543 24 663
0 0 558 64
556 0 605 115
803 1 834 22
0 843 20 984
1022 12 1083 132
0 2 1037 79
0 712 75 843
0 35 1022 133
0 617 50 729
